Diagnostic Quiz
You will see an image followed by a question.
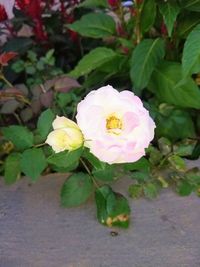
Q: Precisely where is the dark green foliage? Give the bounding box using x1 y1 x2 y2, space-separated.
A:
20 148 47 181
95 185 130 228
61 173 93 207
2 126 34 151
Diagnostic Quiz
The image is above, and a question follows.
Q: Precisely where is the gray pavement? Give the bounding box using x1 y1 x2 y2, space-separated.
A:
0 169 200 267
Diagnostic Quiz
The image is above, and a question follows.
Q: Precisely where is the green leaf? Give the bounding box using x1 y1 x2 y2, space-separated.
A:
158 137 172 155
82 148 103 169
78 0 108 8
158 1 180 37
177 13 200 38
69 47 119 78
168 155 186 172
61 173 93 207
47 148 83 169
173 139 197 156
25 65 36 75
83 54 128 87
190 141 200 160
27 51 37 62
97 54 127 74
149 61 200 109
148 146 163 165
12 60 25 73
45 49 54 62
20 148 47 181
140 0 156 33
124 157 150 172
2 126 34 150
177 181 193 196
83 71 108 88
131 171 151 182
3 37 33 53
51 161 79 173
182 24 200 77
130 38 165 95
92 164 116 182
143 183 159 199
128 184 143 199
57 93 72 108
156 109 196 142
185 168 200 185
67 13 115 38
180 0 200 12
95 185 130 228
4 153 21 185
37 109 55 140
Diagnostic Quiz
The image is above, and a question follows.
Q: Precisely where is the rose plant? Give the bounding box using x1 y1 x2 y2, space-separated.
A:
44 85 155 227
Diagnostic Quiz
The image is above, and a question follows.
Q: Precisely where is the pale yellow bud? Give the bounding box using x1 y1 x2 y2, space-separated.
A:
53 116 79 130
46 117 84 153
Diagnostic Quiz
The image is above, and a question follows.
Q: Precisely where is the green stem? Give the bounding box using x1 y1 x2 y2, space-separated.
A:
134 1 143 44
13 112 23 125
119 4 126 29
157 152 173 170
0 72 31 106
34 143 46 148
0 74 13 88
80 157 99 188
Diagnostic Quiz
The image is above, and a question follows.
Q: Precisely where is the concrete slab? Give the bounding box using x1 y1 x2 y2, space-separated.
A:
0 170 200 267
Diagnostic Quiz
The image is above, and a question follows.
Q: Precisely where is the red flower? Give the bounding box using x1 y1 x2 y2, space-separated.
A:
16 0 47 41
15 0 31 9
0 52 18 66
135 0 143 4
66 15 79 42
117 23 126 37
0 4 8 22
108 0 119 8
161 21 168 36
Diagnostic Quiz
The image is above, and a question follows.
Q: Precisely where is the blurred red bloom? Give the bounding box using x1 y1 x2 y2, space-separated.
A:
0 52 18 66
161 21 168 36
0 4 8 22
108 0 119 8
16 0 47 41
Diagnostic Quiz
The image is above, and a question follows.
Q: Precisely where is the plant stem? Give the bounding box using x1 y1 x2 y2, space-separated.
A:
119 4 126 29
13 112 23 125
34 143 46 148
134 2 143 44
0 74 13 88
157 152 173 170
0 72 31 106
80 157 99 188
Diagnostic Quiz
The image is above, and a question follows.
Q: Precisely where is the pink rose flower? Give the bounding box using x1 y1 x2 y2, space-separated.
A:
76 85 155 164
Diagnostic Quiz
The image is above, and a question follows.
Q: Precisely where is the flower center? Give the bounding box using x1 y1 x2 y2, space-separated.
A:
106 115 123 134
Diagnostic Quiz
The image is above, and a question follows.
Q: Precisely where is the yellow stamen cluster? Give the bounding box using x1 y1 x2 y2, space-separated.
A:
106 115 123 134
